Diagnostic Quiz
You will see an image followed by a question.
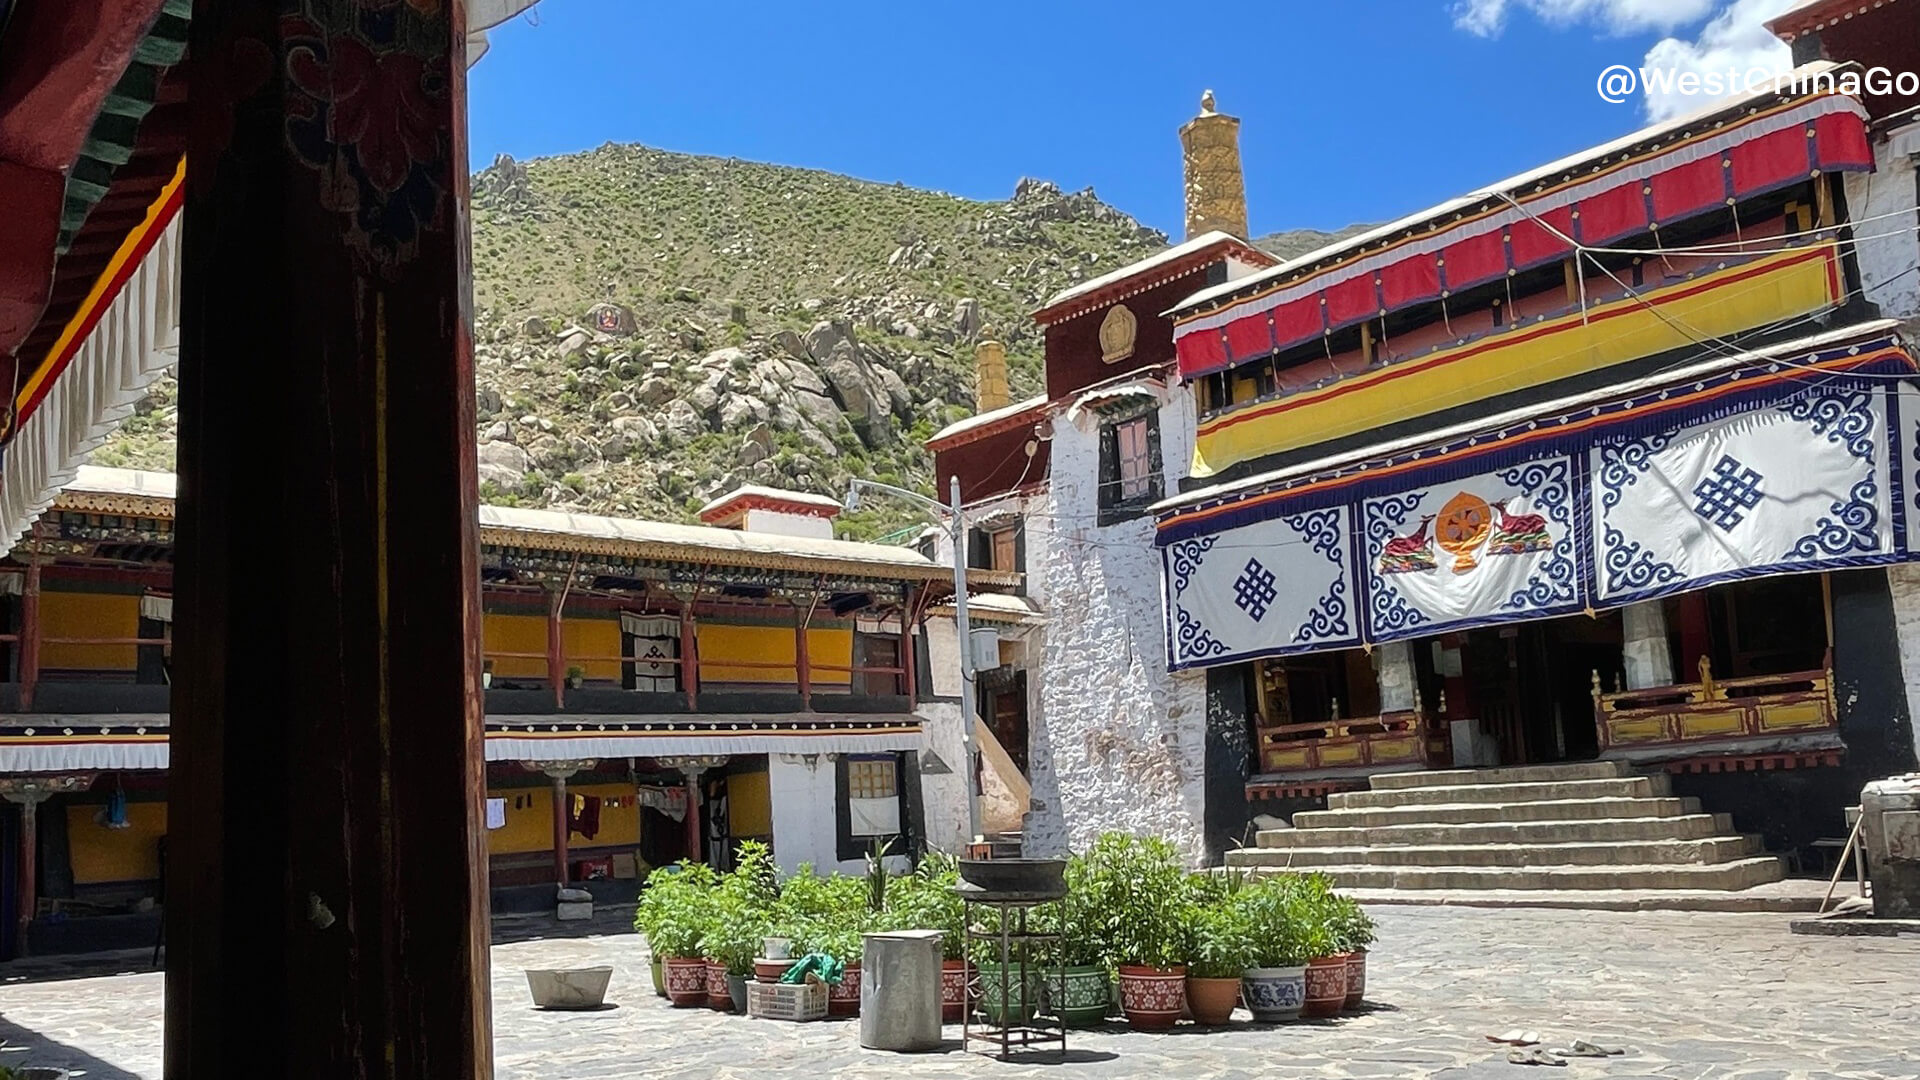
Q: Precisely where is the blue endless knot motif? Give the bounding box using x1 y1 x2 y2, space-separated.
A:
1233 558 1278 622
1691 455 1764 531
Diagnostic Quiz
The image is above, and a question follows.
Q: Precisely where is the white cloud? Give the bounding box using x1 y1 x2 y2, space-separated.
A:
1638 0 1797 122
1451 0 1716 38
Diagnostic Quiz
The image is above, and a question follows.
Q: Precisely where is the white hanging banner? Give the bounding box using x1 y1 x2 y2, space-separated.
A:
621 613 680 692
1360 456 1581 642
1163 508 1359 670
1592 386 1897 603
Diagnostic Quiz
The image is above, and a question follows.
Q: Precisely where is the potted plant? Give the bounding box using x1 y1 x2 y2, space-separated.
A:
779 863 870 1017
881 853 968 1022
1237 874 1319 1022
1076 832 1191 1030
1294 874 1349 1018
1328 893 1376 1011
1182 874 1253 1026
565 664 586 690
1052 852 1117 1026
633 860 718 1007
482 659 494 691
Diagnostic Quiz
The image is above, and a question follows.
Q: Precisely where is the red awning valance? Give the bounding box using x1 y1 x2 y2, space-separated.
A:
1173 93 1875 378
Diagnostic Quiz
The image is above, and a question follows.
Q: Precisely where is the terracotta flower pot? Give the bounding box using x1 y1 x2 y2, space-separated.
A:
1117 965 1186 1030
1343 948 1367 1010
1301 954 1349 1018
827 961 861 1017
1058 965 1112 1027
705 960 732 1011
662 956 709 1007
941 959 967 1023
754 958 792 984
1185 975 1241 1026
1240 965 1305 1022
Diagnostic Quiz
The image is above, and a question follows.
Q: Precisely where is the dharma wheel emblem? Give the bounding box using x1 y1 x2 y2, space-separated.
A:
1435 492 1495 573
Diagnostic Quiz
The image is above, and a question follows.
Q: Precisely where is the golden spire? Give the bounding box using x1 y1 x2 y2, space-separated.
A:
1179 89 1248 240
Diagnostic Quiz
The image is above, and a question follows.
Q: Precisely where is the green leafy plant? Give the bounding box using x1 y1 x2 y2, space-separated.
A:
1182 872 1255 978
633 860 718 959
880 852 965 960
776 862 872 965
1325 892 1377 953
1072 832 1192 971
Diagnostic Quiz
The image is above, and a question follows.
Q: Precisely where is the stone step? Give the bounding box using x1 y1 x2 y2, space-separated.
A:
1294 795 1702 829
1368 761 1633 790
1256 812 1736 849
1224 834 1762 869
1234 856 1787 892
1328 775 1670 810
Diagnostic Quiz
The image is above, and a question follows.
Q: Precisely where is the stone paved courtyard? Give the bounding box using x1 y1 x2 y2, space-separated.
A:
0 907 1915 1079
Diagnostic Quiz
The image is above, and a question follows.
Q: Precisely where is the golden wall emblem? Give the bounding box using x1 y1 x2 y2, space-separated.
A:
1099 304 1137 364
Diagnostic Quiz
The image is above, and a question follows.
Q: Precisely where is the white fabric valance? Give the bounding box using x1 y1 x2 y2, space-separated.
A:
141 594 173 622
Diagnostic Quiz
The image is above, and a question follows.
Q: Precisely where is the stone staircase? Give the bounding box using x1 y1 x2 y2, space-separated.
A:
1225 761 1786 891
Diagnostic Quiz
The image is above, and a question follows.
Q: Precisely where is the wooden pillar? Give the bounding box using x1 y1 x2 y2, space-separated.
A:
795 604 812 711
901 610 917 703
546 587 566 709
549 772 570 885
18 558 40 712
680 605 699 711
683 769 703 863
13 797 35 957
166 2 489 1076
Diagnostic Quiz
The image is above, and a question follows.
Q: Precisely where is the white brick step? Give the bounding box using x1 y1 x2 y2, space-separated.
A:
1329 775 1671 810
1294 795 1703 829
1235 857 1787 892
1224 834 1762 869
1369 761 1633 790
1255 812 1735 849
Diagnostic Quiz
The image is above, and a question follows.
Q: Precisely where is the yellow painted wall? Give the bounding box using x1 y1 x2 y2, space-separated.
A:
41 591 139 671
482 614 622 681
700 625 852 685
485 782 641 856
67 801 166 884
729 771 772 836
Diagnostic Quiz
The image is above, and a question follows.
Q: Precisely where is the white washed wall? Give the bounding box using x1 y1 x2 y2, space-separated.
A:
1030 387 1210 866
1845 119 1920 324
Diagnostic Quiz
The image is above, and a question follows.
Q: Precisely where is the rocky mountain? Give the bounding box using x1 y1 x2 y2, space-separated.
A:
97 144 1169 539
1254 224 1377 262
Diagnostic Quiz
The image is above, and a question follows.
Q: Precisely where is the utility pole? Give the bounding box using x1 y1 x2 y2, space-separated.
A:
847 477 982 844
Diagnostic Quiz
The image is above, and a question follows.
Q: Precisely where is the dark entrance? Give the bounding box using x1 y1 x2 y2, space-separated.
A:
1457 612 1622 765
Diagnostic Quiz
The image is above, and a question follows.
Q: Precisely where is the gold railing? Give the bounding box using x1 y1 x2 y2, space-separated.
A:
1592 654 1837 753
1255 709 1448 775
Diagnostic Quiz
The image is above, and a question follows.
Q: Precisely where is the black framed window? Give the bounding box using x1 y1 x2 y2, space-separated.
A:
1098 410 1163 524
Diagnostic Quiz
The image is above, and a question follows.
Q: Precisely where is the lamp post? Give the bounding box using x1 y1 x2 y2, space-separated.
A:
847 475 982 845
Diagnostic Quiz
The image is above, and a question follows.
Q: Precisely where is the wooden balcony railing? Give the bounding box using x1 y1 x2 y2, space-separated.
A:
1592 655 1837 754
1255 708 1449 775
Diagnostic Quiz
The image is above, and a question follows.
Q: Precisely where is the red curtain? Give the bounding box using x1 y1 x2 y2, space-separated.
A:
1271 296 1323 350
1729 126 1809 195
1814 111 1872 170
1576 183 1649 245
1380 254 1441 309
1224 312 1273 363
1323 274 1379 328
1441 230 1506 291
1507 205 1576 269
1651 155 1728 224
1176 327 1228 377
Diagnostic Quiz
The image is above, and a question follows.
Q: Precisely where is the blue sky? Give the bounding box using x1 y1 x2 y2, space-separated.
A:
469 0 1793 239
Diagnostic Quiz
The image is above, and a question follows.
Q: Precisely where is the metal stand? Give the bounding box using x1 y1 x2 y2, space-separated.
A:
961 894 1066 1061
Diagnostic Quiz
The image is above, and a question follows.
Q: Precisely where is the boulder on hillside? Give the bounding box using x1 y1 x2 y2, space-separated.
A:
663 399 707 439
521 315 549 338
477 440 530 487
772 329 808 361
557 327 592 358
636 378 675 408
954 298 983 341
719 394 769 429
586 302 637 336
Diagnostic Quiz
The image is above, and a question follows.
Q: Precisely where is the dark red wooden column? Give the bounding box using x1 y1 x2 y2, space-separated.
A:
166 2 490 1077
17 559 40 713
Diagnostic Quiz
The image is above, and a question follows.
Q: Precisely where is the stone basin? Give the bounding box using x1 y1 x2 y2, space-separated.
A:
525 966 614 1010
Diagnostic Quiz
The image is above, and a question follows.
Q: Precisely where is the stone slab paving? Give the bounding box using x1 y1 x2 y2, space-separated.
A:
1 907 1917 1079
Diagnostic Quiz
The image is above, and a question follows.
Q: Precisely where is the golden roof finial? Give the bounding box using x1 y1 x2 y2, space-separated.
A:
1200 89 1217 115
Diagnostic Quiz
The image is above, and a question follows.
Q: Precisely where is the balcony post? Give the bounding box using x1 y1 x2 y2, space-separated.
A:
680 604 699 711
540 761 591 886
1373 640 1416 713
18 558 40 712
795 603 812 711
546 586 565 709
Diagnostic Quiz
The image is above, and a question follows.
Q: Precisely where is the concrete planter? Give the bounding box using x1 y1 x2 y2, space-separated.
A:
1185 975 1241 1026
1302 954 1349 1018
662 956 708 1006
524 966 613 1010
1117 965 1186 1030
1240 966 1305 1022
1343 949 1367 1010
